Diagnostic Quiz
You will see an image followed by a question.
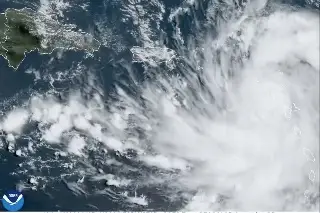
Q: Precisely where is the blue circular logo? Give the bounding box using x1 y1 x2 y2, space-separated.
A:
1 190 24 211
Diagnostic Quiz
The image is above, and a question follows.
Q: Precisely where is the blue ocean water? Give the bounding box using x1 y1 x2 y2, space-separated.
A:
0 0 186 211
0 0 319 211
0 2 109 212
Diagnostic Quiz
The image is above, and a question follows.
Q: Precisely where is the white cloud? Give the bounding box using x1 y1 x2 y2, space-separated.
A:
1 109 29 134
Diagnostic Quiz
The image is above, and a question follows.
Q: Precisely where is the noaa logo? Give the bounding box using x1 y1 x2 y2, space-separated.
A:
1 190 24 211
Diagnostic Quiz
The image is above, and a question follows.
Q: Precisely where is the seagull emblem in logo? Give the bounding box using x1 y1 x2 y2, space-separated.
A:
2 194 23 206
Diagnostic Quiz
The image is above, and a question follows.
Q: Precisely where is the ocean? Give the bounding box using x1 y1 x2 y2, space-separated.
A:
0 0 319 211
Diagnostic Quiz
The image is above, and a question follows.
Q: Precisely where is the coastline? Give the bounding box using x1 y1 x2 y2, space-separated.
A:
0 7 101 71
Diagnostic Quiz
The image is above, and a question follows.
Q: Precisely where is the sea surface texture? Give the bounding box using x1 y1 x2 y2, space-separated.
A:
0 0 319 211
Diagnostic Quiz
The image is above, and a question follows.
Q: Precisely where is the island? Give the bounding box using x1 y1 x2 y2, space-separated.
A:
0 8 100 69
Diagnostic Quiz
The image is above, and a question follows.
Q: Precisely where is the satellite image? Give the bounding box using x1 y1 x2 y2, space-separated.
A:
0 0 319 211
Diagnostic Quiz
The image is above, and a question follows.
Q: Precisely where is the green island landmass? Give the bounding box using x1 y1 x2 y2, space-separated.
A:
0 8 100 69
